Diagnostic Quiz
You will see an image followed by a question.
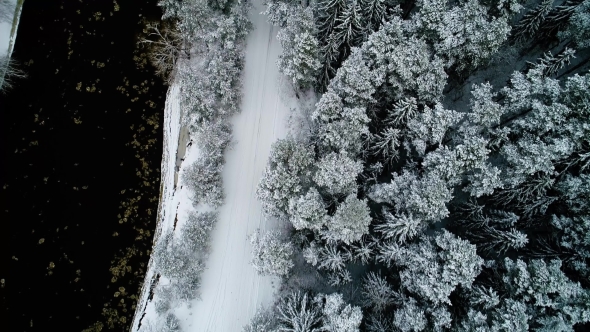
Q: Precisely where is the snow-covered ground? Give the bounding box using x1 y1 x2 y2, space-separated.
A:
130 82 183 332
131 0 297 330
0 0 22 57
185 0 294 329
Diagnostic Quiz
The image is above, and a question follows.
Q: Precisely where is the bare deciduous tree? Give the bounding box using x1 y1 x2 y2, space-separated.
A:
139 22 189 83
0 55 26 92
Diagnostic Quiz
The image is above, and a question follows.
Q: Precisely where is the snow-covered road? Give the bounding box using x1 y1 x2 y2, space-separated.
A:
0 0 22 57
187 0 292 330
130 0 294 330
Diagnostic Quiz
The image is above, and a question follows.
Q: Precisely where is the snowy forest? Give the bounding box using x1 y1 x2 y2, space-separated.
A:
140 0 590 330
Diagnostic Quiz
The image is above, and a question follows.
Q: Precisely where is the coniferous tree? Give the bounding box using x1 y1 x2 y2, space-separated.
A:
318 292 363 332
333 0 364 53
528 48 576 77
288 187 328 231
257 139 315 218
250 230 294 277
393 299 427 332
415 0 511 71
559 0 590 47
380 231 483 306
360 0 388 32
324 194 371 244
540 0 586 39
361 271 397 311
511 0 554 43
313 151 363 195
369 170 453 224
275 7 323 89
370 127 401 164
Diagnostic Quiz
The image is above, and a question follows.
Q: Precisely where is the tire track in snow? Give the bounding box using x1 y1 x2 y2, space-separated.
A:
188 0 292 330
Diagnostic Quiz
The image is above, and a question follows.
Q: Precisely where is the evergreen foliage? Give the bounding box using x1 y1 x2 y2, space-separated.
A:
250 230 295 277
253 0 590 326
257 139 315 218
324 194 372 244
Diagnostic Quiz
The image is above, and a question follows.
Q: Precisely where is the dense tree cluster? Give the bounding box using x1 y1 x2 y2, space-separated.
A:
252 0 590 330
140 0 590 330
242 291 362 332
141 0 252 328
151 211 217 313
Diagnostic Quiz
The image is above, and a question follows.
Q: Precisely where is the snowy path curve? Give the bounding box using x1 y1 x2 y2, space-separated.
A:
188 1 291 331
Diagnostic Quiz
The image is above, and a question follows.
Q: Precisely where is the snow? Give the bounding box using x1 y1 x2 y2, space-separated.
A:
184 0 294 329
130 82 182 332
0 0 22 57
131 0 297 330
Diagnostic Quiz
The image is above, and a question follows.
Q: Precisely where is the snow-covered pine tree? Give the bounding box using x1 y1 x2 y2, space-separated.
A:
241 309 276 332
250 230 294 277
316 292 363 332
498 69 589 189
360 0 388 32
369 170 452 223
318 33 342 89
313 151 363 195
163 313 181 332
370 127 401 164
491 299 530 332
350 235 377 264
182 155 225 207
386 230 483 306
361 271 397 311
288 187 328 231
324 194 371 244
0 55 26 91
511 0 555 44
276 7 323 89
385 97 419 127
557 173 590 214
559 0 590 47
457 258 590 330
363 22 447 103
550 214 590 274
540 0 586 39
257 139 315 218
429 306 453 331
375 209 424 244
317 0 349 43
180 211 217 252
333 0 364 53
392 299 427 332
415 0 511 71
154 232 205 284
527 48 576 77
469 226 529 256
311 92 371 154
406 103 463 156
500 258 590 328
365 313 394 332
316 242 349 272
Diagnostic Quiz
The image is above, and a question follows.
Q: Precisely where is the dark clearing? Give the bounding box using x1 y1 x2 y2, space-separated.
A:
1 1 166 331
